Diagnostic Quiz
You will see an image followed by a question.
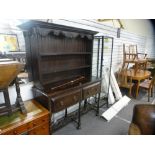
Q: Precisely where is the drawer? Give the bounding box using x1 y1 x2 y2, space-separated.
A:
2 115 49 135
29 122 49 135
30 114 49 128
3 122 32 135
83 82 101 99
52 89 81 112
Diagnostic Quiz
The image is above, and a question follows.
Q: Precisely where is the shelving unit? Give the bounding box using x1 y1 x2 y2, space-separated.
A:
19 21 95 89
19 20 102 132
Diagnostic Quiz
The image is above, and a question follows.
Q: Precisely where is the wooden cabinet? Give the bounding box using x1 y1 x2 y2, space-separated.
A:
19 20 101 130
0 100 50 135
19 20 97 87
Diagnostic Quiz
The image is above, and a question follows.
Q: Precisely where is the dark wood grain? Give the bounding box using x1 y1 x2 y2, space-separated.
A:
19 20 101 131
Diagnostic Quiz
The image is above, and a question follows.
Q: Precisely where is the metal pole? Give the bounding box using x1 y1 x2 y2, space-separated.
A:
97 38 100 78
100 36 104 78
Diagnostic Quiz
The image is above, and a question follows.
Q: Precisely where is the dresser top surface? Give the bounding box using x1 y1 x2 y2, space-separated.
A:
0 100 49 132
19 20 98 35
34 76 101 97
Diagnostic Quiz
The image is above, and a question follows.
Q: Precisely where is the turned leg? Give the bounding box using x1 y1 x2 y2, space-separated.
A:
15 78 26 114
96 93 100 116
151 86 153 97
129 87 132 97
77 101 81 129
3 88 12 115
65 108 67 118
84 99 87 110
136 80 140 98
148 88 151 102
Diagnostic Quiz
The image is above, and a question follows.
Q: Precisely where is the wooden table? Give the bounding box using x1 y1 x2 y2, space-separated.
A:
126 69 151 98
0 100 50 135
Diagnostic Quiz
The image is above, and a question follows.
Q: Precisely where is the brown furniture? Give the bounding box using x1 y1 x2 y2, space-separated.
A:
19 20 101 131
0 61 26 116
122 44 147 74
123 44 138 69
117 69 134 96
125 69 151 98
139 76 155 102
128 104 155 135
0 100 50 135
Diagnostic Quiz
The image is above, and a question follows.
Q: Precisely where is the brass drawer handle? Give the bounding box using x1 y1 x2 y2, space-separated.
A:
42 126 46 129
42 119 46 122
73 96 77 101
33 122 37 126
60 101 64 106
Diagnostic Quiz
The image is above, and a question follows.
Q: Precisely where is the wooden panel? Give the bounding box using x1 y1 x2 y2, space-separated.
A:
29 122 49 135
30 114 49 128
19 20 96 88
83 82 101 99
0 100 50 135
52 89 81 112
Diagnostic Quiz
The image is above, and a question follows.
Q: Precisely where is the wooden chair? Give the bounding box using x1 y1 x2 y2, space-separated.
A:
128 104 155 135
139 75 155 102
117 69 134 96
122 44 137 69
122 44 147 72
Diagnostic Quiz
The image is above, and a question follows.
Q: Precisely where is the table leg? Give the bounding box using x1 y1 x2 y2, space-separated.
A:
136 80 140 98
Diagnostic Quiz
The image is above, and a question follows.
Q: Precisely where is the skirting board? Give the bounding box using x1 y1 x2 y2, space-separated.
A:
101 95 131 122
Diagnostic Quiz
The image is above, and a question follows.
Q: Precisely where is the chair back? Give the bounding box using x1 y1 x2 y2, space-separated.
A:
123 44 137 61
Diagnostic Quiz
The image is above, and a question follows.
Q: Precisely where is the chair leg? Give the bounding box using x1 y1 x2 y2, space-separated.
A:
148 89 151 102
129 87 132 97
151 86 153 97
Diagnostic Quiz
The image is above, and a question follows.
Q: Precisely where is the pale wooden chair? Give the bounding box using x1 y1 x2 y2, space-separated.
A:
122 44 137 69
139 75 155 102
117 69 134 96
122 44 148 76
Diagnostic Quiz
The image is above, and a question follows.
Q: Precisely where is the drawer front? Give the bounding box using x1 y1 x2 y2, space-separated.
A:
30 114 49 128
3 122 33 135
83 82 101 99
29 122 49 135
2 115 49 135
53 89 81 112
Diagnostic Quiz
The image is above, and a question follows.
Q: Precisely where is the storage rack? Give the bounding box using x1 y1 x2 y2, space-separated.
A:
94 36 114 108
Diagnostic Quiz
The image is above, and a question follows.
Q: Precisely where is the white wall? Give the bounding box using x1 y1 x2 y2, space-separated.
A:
121 19 155 58
51 19 149 73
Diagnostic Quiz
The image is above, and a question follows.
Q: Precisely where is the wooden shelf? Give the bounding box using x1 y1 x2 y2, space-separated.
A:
42 65 91 75
42 75 84 85
40 52 92 56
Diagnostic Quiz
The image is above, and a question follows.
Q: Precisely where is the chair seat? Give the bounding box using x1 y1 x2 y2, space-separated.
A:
139 79 152 89
118 82 134 89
